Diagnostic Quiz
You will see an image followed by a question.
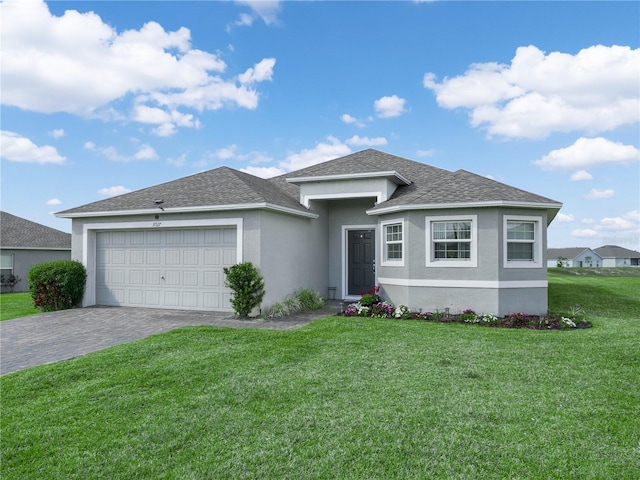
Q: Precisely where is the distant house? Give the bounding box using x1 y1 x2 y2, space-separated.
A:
594 245 640 267
56 149 562 316
547 247 602 268
0 211 71 292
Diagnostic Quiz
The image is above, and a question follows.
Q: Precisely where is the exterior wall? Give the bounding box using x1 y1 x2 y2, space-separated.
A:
0 248 71 293
298 178 399 207
377 207 550 316
258 208 328 311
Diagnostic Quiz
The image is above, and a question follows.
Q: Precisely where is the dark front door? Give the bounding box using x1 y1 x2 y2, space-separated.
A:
348 229 375 296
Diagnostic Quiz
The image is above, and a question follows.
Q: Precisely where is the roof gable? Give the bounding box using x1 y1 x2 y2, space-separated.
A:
1 211 71 249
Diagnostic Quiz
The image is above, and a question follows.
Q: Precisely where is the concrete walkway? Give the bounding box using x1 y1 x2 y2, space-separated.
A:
1 302 343 375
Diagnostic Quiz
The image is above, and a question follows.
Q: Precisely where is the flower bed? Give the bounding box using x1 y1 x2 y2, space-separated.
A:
341 300 592 330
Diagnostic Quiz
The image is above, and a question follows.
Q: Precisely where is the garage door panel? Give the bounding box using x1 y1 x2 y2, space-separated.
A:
96 228 236 311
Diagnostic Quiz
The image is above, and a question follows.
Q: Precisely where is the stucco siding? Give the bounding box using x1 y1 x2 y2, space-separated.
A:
258 209 328 310
0 249 71 292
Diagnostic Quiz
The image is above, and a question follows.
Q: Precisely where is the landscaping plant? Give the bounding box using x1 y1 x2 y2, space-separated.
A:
223 261 265 317
27 260 86 312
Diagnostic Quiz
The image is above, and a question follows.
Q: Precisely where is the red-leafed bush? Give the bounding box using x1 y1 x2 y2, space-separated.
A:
28 261 87 312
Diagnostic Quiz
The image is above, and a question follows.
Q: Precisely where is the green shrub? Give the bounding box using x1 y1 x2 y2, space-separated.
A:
223 262 265 317
28 260 87 312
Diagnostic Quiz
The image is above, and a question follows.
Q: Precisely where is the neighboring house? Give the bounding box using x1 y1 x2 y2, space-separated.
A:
594 245 640 267
56 149 562 316
0 211 72 293
547 247 602 268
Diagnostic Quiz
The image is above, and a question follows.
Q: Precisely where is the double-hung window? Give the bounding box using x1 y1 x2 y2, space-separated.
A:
1 253 14 279
381 219 404 266
503 215 542 268
426 215 477 267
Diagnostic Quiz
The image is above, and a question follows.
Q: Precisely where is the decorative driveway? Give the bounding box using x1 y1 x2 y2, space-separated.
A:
1 303 341 375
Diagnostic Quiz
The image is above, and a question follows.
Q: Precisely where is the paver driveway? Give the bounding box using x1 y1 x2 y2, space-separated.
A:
1 303 340 375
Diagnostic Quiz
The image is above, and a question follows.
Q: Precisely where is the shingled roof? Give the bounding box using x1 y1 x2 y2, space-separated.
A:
1 211 71 250
547 247 599 260
57 149 561 219
594 245 640 259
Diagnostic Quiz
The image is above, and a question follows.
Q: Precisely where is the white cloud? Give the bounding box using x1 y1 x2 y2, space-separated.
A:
345 135 387 147
166 153 186 167
242 136 351 178
234 1 281 26
571 210 640 246
0 130 66 164
133 145 158 161
570 170 593 181
213 145 241 160
238 58 276 84
1 0 275 131
584 188 615 199
534 137 640 170
50 129 65 139
571 228 599 238
416 149 435 158
341 113 366 128
555 213 575 223
374 95 407 118
46 198 62 206
98 186 132 197
279 136 352 172
424 45 640 138
85 142 158 162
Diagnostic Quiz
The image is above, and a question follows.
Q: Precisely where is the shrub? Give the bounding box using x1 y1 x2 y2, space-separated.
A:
296 289 325 311
28 260 87 312
223 262 265 317
359 286 380 306
265 290 326 318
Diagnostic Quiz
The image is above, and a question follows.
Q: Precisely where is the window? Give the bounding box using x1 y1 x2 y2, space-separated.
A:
1 253 14 278
426 215 477 267
381 219 404 266
503 215 543 268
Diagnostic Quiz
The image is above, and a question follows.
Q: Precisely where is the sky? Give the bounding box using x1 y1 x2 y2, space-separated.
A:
1 0 639 251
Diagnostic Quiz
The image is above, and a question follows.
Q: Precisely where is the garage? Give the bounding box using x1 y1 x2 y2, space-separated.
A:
95 227 237 311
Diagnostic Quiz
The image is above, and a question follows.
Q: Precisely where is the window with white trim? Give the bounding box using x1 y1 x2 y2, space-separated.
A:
426 215 478 267
503 215 543 268
381 219 404 266
1 253 14 278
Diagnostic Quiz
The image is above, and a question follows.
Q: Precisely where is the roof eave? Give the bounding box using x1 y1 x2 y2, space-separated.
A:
56 203 319 220
367 200 563 222
287 170 412 186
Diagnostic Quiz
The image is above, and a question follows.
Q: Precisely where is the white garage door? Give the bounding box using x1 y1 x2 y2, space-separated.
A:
96 228 237 311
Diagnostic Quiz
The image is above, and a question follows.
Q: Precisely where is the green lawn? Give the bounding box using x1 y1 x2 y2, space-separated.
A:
2 273 639 479
0 292 39 321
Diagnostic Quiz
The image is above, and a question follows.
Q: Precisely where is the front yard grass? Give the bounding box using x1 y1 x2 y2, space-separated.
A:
0 292 39 321
1 272 639 478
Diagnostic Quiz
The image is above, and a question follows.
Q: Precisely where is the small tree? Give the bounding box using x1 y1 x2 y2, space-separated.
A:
28 260 87 312
556 256 568 268
223 262 265 317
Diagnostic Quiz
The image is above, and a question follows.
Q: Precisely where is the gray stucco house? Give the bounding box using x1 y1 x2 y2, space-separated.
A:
594 245 640 267
0 211 72 293
547 247 602 268
56 149 562 315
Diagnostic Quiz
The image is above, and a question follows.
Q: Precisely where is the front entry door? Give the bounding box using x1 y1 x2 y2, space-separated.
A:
348 229 375 296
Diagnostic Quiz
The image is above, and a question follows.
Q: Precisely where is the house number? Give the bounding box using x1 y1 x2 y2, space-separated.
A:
152 222 162 227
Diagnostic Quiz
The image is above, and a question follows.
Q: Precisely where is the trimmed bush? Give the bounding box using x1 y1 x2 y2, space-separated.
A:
223 262 265 317
28 260 87 312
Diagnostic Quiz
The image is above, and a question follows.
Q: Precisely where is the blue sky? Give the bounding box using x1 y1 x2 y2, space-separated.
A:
1 0 639 250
